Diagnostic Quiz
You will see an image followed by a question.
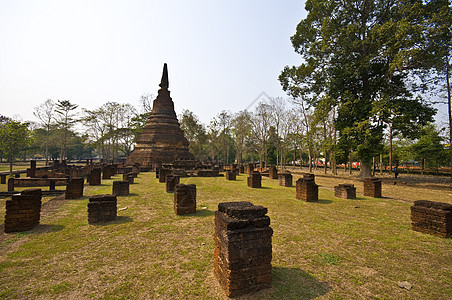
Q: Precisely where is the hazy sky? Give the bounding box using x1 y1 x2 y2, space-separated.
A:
0 0 306 125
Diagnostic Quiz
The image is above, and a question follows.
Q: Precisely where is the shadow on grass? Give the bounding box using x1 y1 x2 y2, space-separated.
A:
317 199 333 204
127 193 139 196
182 209 215 218
269 267 332 299
91 216 134 226
0 224 65 241
259 187 272 190
36 224 65 232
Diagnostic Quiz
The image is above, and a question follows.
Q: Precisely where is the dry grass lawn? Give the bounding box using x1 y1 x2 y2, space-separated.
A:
0 171 451 299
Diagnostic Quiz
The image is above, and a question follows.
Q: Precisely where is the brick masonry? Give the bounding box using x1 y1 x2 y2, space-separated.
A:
269 166 278 179
214 201 273 297
364 178 382 198
88 194 117 224
226 170 236 180
65 177 84 199
113 181 130 196
174 184 196 215
4 188 42 233
296 174 318 202
334 184 356 199
166 175 180 193
411 200 452 238
278 172 292 187
88 168 102 186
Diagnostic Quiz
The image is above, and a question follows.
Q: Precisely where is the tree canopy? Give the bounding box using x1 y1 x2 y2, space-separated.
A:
279 0 447 175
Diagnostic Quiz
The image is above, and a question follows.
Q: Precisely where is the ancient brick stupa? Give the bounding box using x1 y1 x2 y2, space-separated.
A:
126 64 194 169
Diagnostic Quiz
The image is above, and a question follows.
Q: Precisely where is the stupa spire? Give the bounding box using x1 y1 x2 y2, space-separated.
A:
159 63 169 89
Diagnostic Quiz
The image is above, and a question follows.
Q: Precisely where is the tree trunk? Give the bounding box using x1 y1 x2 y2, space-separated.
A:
446 53 452 179
389 125 393 174
380 153 383 175
9 153 13 174
308 151 312 173
45 144 49 166
359 163 372 178
349 152 352 175
372 156 376 176
421 158 425 175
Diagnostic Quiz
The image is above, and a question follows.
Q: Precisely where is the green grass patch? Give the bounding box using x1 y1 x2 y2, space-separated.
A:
318 253 341 265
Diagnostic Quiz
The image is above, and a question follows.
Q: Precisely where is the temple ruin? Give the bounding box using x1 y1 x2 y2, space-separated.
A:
126 64 194 169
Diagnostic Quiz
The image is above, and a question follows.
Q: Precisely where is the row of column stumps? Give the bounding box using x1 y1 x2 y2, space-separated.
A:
155 167 197 216
4 166 450 299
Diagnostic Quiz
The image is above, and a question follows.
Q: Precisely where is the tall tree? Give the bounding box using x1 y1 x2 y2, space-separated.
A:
231 111 252 164
251 102 272 167
411 123 448 173
280 0 438 176
33 99 56 165
422 0 452 176
180 109 207 160
0 118 32 173
217 111 232 163
55 100 78 160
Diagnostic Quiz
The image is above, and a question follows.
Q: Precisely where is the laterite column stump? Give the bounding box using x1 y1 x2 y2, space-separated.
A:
296 174 318 202
174 184 196 215
334 184 356 199
226 170 236 180
88 195 117 224
65 177 84 199
159 168 171 183
113 181 129 196
247 171 262 188
5 189 42 233
411 200 452 238
214 201 273 297
269 166 278 179
278 171 292 187
364 178 382 198
88 168 102 186
166 175 180 193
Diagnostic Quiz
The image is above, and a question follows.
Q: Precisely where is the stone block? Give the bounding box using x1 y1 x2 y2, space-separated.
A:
7 178 14 191
214 201 273 297
269 166 278 179
247 171 261 188
411 200 452 238
113 181 129 196
88 168 102 185
226 170 236 180
174 184 196 215
278 172 292 187
334 184 356 199
166 175 180 193
65 177 84 199
296 177 318 202
159 168 171 183
364 178 382 198
88 194 117 224
4 189 42 233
